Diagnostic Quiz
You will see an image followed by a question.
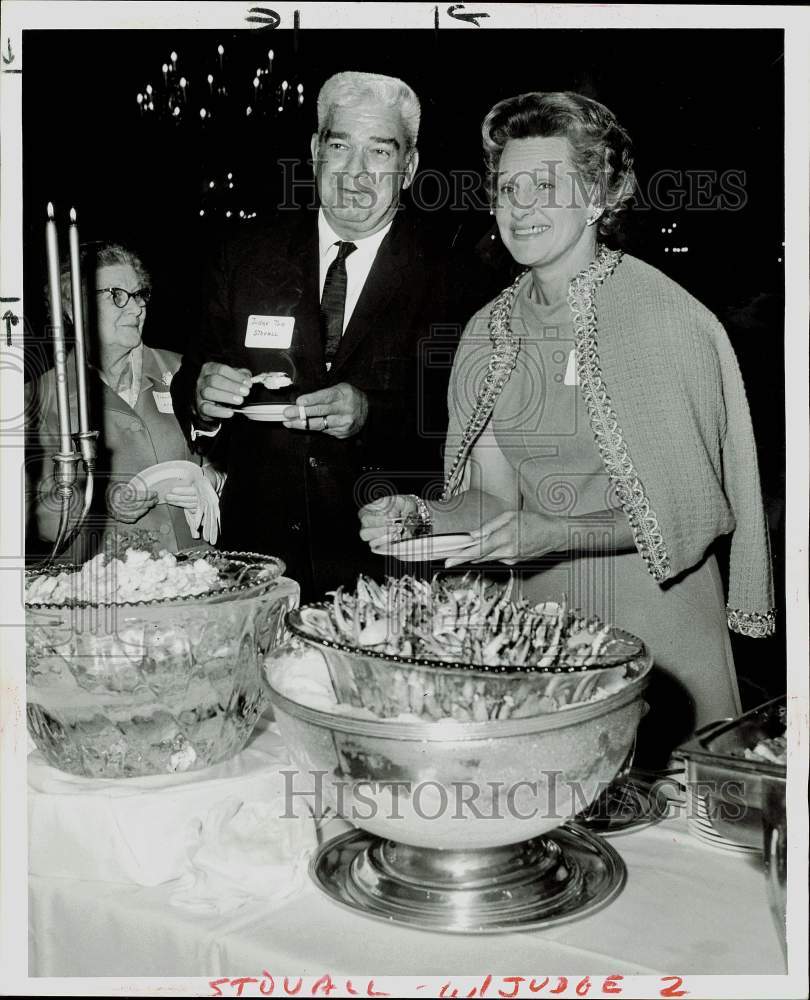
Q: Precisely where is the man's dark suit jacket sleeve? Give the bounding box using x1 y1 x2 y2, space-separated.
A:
170 241 241 446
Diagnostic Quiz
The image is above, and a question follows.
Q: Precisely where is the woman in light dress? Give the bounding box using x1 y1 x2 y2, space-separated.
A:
360 92 774 763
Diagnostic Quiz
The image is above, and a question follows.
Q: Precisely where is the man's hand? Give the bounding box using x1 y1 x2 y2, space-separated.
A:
195 363 252 422
444 510 568 567
283 383 369 439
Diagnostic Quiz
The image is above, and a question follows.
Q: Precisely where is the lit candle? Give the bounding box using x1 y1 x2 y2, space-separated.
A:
217 44 224 71
179 76 187 102
162 63 168 85
68 208 90 436
268 49 274 68
170 50 178 67
146 83 153 96
45 204 73 454
137 93 144 115
207 73 214 95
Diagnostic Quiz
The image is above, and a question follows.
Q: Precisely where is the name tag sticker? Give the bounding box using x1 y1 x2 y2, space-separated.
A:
152 390 174 414
563 349 579 386
245 315 295 349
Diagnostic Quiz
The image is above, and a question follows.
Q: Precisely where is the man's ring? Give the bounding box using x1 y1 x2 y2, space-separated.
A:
322 415 329 431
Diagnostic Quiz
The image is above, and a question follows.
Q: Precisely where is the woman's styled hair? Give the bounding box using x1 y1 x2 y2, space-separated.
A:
481 91 636 236
58 241 151 318
316 71 421 152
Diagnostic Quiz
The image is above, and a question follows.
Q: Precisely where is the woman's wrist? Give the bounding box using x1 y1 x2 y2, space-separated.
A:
550 514 571 554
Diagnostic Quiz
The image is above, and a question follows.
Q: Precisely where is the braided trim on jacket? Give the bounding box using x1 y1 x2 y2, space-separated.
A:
442 271 525 499
570 249 672 583
727 607 776 638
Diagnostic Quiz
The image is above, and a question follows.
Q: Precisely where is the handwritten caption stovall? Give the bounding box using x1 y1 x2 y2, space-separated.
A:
209 973 690 998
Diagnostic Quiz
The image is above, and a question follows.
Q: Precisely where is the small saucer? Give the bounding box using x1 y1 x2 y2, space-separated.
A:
238 404 289 422
372 533 473 561
310 824 626 933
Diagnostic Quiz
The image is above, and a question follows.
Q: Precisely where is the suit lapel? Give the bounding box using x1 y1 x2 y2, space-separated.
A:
243 221 325 388
63 347 134 419
140 345 171 390
328 215 412 378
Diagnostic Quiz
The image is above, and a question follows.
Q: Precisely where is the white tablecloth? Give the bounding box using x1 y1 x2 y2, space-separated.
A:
28 806 785 978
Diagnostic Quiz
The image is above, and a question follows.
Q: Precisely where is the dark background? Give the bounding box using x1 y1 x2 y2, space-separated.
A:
21 27 786 698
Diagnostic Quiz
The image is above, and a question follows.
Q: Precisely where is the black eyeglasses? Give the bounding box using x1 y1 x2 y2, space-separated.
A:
97 286 152 309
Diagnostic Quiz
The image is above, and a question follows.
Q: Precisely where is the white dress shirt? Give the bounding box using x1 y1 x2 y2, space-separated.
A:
318 210 393 333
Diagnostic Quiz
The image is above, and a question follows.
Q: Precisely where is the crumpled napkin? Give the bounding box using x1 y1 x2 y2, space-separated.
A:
169 794 317 916
184 473 221 545
28 721 304 887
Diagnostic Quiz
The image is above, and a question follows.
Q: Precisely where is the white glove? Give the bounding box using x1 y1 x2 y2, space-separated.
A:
185 476 221 545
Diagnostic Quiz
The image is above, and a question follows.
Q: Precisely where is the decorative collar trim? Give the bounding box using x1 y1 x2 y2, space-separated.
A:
444 245 673 585
568 248 672 583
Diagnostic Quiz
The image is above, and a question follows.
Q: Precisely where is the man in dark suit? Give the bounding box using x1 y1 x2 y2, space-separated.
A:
171 71 466 599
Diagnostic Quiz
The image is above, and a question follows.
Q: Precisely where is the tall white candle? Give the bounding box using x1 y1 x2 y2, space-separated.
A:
45 204 73 454
68 208 90 436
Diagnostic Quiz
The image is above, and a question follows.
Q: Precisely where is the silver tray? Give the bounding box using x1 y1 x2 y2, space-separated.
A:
675 696 785 850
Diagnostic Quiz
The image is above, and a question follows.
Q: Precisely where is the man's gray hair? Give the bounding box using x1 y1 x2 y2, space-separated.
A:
316 71 421 151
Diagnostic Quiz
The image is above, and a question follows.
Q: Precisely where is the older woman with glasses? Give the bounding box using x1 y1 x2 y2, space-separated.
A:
28 241 223 560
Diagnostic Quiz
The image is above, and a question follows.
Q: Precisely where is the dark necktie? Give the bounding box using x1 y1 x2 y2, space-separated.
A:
320 240 357 364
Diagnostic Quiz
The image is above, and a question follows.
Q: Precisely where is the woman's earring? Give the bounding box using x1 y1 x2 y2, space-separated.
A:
489 208 495 216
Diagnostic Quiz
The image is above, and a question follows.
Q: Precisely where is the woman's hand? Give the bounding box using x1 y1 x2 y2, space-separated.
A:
444 510 567 567
163 482 199 510
358 494 418 547
108 487 159 524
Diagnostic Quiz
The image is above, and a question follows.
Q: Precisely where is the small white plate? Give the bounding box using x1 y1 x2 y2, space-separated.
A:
125 460 202 502
373 533 474 562
238 404 289 422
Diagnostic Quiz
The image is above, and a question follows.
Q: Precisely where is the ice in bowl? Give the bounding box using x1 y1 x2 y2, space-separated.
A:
26 544 299 778
265 576 652 849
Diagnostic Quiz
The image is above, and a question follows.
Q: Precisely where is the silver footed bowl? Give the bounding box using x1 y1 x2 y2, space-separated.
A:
26 550 298 778
265 635 652 850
